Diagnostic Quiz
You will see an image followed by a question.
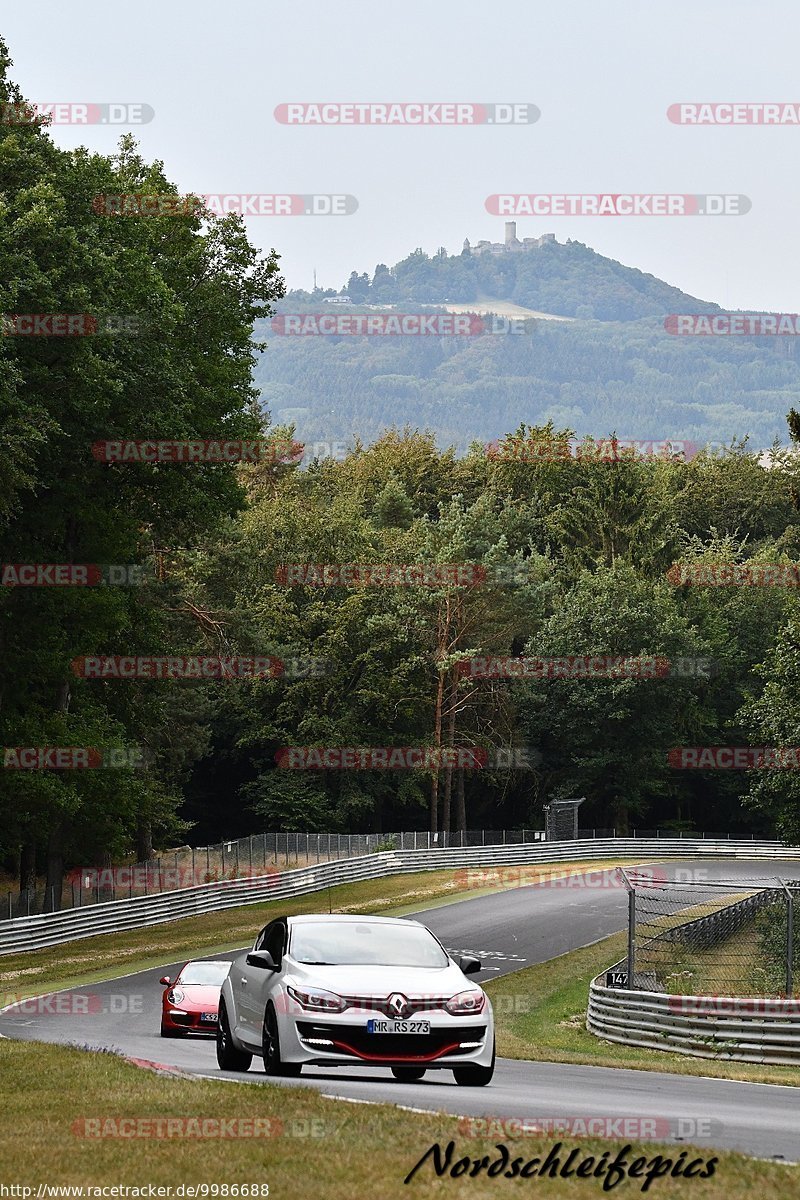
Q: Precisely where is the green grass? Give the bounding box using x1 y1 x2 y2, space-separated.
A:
0 1038 796 1196
485 931 800 1087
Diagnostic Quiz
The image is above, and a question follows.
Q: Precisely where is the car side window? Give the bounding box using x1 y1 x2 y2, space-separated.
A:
253 925 269 951
264 922 285 967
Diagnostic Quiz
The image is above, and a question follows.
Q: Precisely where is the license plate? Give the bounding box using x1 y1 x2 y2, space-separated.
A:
200 1012 218 1023
366 1019 430 1034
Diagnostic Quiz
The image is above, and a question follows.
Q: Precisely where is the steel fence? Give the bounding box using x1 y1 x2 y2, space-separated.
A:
2 826 764 917
0 837 797 956
3 827 548 917
587 978 800 1067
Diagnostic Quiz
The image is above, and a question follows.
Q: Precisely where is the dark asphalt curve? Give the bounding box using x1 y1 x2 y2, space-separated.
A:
2 859 799 1164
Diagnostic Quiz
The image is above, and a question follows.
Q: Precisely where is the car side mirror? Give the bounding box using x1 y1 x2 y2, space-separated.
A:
459 955 481 976
246 950 278 971
159 976 171 985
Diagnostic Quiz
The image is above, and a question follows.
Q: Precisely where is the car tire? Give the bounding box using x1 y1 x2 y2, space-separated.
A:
262 1004 302 1077
390 1066 426 1082
216 999 253 1072
160 1022 180 1038
452 1039 495 1087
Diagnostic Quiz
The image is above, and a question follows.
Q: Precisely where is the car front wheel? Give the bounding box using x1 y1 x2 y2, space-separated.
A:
262 1005 302 1077
452 1039 495 1087
216 999 253 1072
391 1066 426 1082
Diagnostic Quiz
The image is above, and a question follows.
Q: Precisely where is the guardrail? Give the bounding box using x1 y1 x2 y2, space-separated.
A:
588 979 800 1066
588 884 800 1066
1 837 798 956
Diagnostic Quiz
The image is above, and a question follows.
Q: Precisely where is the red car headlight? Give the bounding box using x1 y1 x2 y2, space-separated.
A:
166 988 185 1006
445 989 486 1016
286 985 347 1013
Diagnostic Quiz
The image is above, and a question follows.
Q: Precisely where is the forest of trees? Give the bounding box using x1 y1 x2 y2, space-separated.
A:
3 42 800 900
257 242 800 453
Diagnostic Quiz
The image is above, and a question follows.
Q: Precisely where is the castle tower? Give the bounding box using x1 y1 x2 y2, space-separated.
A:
504 220 518 245
463 238 471 251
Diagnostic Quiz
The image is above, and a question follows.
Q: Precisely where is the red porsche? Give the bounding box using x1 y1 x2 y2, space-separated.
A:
160 959 231 1037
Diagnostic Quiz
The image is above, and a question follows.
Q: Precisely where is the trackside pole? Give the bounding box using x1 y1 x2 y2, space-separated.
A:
779 879 794 997
618 868 636 990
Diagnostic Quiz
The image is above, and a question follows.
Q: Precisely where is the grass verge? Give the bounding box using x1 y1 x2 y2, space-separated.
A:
0 1038 795 1196
485 931 800 1087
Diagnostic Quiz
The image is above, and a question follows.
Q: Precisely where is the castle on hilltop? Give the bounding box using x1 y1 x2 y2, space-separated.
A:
464 221 556 256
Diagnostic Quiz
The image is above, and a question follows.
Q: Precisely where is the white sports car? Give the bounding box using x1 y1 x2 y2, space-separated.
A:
216 913 495 1085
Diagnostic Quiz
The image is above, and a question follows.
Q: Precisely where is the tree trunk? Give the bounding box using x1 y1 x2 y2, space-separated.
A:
98 849 114 902
456 767 466 832
18 842 36 915
44 824 64 912
441 673 457 835
136 819 153 863
430 666 445 834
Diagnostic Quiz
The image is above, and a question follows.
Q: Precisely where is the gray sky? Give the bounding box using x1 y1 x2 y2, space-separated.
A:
5 1 799 310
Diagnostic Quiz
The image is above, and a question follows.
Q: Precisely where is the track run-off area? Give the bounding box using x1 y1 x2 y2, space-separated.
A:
1 859 798 1164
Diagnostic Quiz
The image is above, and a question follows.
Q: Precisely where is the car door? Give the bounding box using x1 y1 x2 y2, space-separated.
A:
236 921 285 1048
235 924 270 1046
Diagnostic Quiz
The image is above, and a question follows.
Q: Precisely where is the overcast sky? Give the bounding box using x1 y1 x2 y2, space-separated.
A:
5 1 799 310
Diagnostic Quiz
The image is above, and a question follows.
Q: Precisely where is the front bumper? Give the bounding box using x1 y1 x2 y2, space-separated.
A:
278 1007 494 1068
162 1008 219 1035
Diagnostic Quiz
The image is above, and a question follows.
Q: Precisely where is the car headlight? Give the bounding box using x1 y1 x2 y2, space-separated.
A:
286 984 347 1013
445 989 486 1016
167 988 185 1006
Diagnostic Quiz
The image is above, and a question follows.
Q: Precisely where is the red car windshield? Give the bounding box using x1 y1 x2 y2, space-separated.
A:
177 962 230 986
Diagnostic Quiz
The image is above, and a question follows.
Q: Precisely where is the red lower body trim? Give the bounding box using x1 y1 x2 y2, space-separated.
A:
329 1039 466 1063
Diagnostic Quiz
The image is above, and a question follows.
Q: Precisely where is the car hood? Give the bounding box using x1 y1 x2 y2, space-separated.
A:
167 985 222 1009
284 961 477 997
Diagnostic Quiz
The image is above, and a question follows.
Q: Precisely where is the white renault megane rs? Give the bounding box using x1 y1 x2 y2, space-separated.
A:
216 913 495 1085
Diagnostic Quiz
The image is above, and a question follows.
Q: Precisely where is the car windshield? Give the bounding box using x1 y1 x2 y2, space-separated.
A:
177 962 230 986
289 921 449 967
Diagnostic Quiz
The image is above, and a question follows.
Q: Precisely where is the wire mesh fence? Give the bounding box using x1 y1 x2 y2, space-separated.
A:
1 827 767 918
619 870 800 997
3 826 549 916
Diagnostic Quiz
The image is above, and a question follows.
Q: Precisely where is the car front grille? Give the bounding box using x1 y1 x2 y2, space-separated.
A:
339 995 453 1017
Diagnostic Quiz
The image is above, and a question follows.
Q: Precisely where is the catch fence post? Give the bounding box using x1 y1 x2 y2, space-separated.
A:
779 880 795 997
619 869 636 990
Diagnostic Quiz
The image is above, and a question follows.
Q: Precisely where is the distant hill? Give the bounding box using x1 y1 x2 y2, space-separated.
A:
253 239 799 453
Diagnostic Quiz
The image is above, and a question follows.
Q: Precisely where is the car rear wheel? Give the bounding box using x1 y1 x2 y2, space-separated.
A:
216 999 253 1072
391 1066 426 1082
262 1005 302 1077
452 1039 495 1087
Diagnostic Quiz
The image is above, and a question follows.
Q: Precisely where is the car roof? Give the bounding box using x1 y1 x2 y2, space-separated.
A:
286 914 422 926
179 959 231 968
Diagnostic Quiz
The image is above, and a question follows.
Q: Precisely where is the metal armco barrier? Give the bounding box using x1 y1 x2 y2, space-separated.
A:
0 837 798 957
588 979 800 1067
